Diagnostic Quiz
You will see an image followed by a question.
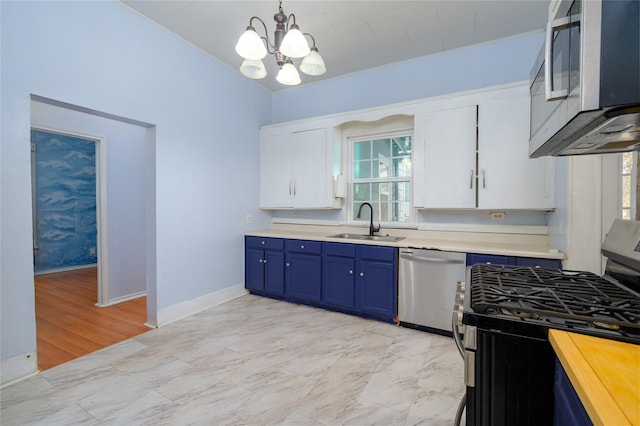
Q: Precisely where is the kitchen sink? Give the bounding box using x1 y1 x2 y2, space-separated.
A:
327 233 405 242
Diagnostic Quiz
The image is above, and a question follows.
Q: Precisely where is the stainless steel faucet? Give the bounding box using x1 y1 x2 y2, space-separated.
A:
356 202 380 236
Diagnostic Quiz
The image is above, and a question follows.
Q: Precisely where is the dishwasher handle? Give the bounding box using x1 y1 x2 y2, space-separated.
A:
400 252 465 264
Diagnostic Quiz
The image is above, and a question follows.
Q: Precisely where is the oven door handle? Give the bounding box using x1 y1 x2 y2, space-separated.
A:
452 310 465 358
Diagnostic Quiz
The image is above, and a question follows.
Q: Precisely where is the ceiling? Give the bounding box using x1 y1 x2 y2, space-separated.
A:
120 0 550 92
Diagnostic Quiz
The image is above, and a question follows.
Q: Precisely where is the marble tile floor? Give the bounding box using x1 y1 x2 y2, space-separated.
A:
1 294 465 426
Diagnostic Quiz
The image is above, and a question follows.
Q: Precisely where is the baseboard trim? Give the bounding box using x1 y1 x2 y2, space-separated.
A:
95 290 146 307
157 284 248 327
1 352 38 388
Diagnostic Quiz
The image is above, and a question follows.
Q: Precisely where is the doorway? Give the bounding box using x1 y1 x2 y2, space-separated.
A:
30 96 157 369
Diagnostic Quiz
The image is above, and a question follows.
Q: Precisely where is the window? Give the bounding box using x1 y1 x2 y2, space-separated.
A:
622 152 636 220
351 134 412 223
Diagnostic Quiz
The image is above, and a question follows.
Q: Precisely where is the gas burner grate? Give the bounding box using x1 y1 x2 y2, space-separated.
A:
470 264 640 331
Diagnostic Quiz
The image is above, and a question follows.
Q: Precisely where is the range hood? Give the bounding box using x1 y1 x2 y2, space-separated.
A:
536 106 640 157
529 0 640 157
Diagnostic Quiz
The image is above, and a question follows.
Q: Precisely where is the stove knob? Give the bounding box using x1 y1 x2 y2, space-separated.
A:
457 280 466 292
456 292 465 305
453 304 464 327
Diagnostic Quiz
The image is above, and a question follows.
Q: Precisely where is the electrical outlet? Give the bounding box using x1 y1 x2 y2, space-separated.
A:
246 214 252 224
292 211 299 217
490 212 505 220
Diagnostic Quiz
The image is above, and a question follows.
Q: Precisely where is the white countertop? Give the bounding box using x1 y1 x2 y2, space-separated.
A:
245 225 565 260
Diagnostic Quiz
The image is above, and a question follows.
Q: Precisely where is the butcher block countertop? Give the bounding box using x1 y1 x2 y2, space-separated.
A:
549 329 640 426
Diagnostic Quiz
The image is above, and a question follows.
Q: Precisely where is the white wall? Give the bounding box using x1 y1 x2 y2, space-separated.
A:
1 0 272 384
31 100 148 303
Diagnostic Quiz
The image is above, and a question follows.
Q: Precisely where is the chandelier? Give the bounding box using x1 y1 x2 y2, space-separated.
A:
235 0 326 86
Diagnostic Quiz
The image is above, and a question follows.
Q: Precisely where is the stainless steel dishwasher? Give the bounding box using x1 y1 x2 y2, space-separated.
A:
398 248 466 334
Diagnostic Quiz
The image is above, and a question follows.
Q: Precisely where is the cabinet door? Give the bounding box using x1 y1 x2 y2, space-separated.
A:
466 253 514 266
323 255 356 310
478 86 555 209
356 259 396 319
515 256 562 269
264 250 285 295
421 105 478 209
245 248 265 291
260 133 294 208
291 128 330 208
286 252 322 302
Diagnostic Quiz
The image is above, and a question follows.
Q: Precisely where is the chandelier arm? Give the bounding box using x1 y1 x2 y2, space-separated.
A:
248 16 276 51
286 13 297 32
303 32 317 48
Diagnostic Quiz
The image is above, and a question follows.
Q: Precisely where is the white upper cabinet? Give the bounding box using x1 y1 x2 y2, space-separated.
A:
416 105 478 208
260 127 334 209
415 84 555 210
477 86 554 209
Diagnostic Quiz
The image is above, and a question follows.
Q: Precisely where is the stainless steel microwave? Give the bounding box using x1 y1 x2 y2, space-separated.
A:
529 0 640 157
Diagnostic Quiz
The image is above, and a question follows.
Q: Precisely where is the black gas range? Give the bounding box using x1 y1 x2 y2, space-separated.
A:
452 219 640 426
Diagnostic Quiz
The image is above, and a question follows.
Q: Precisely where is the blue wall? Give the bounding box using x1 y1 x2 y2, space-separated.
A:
32 129 98 272
272 32 545 123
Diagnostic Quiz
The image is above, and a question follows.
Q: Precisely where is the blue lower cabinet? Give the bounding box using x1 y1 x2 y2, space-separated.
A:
285 239 323 303
554 358 593 426
245 237 285 295
356 258 396 319
516 256 562 269
467 253 562 269
322 254 356 310
466 253 514 266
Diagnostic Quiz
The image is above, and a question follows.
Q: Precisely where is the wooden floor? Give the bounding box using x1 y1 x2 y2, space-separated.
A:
35 267 149 371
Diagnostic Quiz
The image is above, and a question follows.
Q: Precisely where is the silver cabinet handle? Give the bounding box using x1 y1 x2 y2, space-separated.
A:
288 181 292 195
469 169 474 189
348 270 353 275
544 16 572 101
482 169 486 189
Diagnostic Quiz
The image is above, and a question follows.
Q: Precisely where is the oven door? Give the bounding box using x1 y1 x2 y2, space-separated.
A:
464 326 556 426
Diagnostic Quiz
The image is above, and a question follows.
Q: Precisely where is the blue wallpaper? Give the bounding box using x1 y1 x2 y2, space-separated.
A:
32 129 97 273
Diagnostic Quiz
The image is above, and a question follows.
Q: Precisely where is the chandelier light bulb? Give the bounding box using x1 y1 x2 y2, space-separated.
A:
276 62 301 85
279 24 310 58
299 48 326 76
239 59 267 79
235 27 267 60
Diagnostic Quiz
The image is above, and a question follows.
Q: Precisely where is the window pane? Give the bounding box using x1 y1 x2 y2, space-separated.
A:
391 201 412 222
374 158 391 178
372 182 390 203
392 137 412 156
623 175 631 209
393 181 411 202
623 152 633 174
354 141 371 161
377 201 389 222
353 182 370 201
393 157 412 177
372 139 391 159
623 209 631 220
354 160 371 179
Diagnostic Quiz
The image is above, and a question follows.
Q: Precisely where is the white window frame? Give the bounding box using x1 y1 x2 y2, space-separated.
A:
347 130 415 226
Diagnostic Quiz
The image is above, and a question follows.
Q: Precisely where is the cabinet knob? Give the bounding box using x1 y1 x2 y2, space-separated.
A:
360 272 364 277
261 240 266 245
286 262 290 267
259 259 263 263
349 270 353 275
300 245 305 249
263 259 267 264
